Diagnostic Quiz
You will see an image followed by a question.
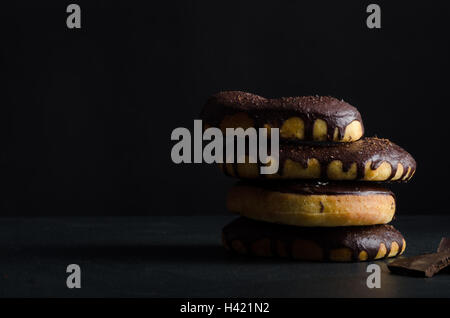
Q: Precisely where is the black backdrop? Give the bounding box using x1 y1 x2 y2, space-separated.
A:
0 1 448 216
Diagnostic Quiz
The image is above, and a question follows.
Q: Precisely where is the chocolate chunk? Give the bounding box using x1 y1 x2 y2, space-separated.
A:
388 237 450 278
388 252 450 278
437 237 450 253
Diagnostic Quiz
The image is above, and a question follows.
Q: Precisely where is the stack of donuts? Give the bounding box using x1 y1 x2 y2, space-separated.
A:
201 91 416 262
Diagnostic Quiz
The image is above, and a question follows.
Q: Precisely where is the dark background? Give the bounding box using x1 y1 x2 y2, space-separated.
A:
0 1 448 216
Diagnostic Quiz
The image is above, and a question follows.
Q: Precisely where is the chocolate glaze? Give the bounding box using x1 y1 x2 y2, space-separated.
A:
223 217 404 261
236 180 394 196
201 91 364 141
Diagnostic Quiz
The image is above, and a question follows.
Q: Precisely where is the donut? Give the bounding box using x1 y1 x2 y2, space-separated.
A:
221 137 416 182
227 181 396 227
222 217 406 262
201 91 364 142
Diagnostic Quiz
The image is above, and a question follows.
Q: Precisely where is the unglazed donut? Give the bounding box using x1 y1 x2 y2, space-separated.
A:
227 181 396 227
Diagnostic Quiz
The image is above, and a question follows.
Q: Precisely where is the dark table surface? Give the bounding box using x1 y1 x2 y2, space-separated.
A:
0 215 449 298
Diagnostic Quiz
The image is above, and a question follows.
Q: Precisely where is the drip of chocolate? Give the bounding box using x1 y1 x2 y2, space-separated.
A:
223 217 404 261
201 91 363 140
388 237 450 278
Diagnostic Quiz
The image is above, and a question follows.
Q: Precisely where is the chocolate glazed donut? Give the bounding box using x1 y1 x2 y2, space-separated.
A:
276 138 416 181
222 217 406 262
201 91 364 142
221 137 416 182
